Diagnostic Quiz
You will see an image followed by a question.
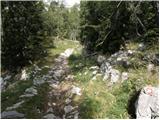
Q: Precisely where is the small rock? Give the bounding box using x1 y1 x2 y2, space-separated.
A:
100 62 112 74
103 71 110 81
20 69 28 80
127 50 134 56
33 78 45 85
6 101 25 111
52 103 56 106
74 112 79 119
20 87 37 98
65 98 71 104
20 94 35 98
1 111 24 119
60 48 74 58
152 53 159 66
92 70 97 75
110 69 121 83
91 76 97 80
138 43 145 51
71 86 81 96
89 66 99 70
48 102 52 106
147 63 155 73
65 75 74 81
50 84 58 89
121 72 128 82
43 65 49 68
46 107 53 113
25 87 37 94
84 71 88 75
43 113 57 119
64 105 73 114
97 55 106 64
3 75 12 81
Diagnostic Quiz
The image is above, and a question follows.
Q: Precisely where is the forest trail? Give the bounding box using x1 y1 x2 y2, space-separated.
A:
1 39 159 119
43 48 81 119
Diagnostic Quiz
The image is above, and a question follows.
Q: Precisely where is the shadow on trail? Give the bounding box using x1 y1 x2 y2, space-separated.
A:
127 90 141 119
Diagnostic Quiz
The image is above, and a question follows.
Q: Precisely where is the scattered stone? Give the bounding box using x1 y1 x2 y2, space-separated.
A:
152 53 159 66
1 111 24 119
110 69 121 83
103 71 110 81
96 73 102 77
92 70 97 75
3 75 12 81
60 48 74 58
20 87 37 98
74 112 79 119
138 43 145 51
46 107 53 113
6 101 25 111
43 113 57 119
65 98 71 104
48 102 52 107
91 76 97 80
33 78 45 85
97 55 106 64
43 65 50 68
64 105 73 114
25 87 37 94
71 86 81 96
147 63 155 74
54 69 64 78
127 50 134 56
84 71 88 75
89 66 99 70
135 86 159 119
1 78 7 91
52 103 56 106
20 69 28 80
100 62 112 74
65 75 74 81
50 83 58 89
121 72 128 82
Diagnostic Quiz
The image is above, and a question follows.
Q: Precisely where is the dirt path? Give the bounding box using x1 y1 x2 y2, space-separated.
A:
42 48 81 119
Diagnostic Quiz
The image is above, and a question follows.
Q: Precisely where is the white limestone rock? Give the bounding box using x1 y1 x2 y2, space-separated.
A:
71 86 81 96
121 72 128 82
135 86 159 119
110 69 121 83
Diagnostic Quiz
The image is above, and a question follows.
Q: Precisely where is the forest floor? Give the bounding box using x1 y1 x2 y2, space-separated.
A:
1 38 159 119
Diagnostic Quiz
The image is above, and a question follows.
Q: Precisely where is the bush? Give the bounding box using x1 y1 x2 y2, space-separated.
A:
1 1 46 70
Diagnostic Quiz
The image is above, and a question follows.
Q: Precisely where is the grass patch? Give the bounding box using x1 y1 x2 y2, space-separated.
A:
17 83 49 119
1 80 33 111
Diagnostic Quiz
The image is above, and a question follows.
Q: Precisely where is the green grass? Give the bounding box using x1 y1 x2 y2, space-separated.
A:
17 83 50 119
1 80 33 111
68 40 158 119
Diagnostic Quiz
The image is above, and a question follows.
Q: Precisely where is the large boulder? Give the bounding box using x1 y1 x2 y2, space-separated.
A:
135 86 159 119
